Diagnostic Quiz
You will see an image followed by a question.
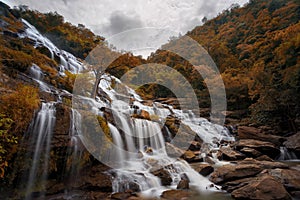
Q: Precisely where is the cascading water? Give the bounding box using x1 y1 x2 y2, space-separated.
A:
25 102 56 199
277 147 298 161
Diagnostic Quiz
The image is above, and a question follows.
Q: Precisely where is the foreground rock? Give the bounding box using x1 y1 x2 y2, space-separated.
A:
210 164 263 184
161 190 192 200
231 174 292 200
269 168 300 194
150 168 172 186
284 132 300 157
235 139 280 159
217 146 245 161
238 126 284 146
190 163 214 176
238 158 289 169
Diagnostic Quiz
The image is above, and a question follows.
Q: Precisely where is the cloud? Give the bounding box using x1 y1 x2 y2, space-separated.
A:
105 11 143 35
6 0 249 57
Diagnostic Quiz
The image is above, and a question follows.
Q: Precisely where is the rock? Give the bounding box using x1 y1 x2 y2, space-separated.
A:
182 150 196 162
284 132 300 157
238 158 289 169
189 141 201 151
217 146 245 161
100 107 115 124
146 158 158 166
231 174 292 200
239 147 262 158
256 155 274 161
238 126 284 146
150 168 172 186
131 110 151 120
190 163 214 176
269 168 300 192
210 164 263 184
177 180 189 189
144 147 153 155
165 142 185 158
111 191 135 200
235 139 281 159
161 190 192 200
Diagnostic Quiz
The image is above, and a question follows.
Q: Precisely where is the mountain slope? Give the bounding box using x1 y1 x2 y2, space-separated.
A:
147 0 300 133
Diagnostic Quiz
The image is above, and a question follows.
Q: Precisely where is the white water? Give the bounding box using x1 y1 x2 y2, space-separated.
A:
277 147 298 161
86 75 233 196
19 19 84 74
25 102 56 200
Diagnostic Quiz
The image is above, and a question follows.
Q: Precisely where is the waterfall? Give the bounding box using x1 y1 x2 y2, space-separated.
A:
25 102 56 199
67 109 83 179
277 147 298 161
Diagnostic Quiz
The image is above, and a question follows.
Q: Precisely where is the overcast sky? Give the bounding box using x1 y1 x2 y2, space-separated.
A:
4 0 249 57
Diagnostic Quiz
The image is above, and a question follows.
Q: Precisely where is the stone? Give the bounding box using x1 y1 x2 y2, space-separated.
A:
190 163 214 176
177 180 189 189
235 139 280 159
238 126 284 146
239 147 262 158
182 150 196 162
256 155 274 161
165 142 185 158
238 158 289 169
217 146 245 161
150 168 172 186
284 132 300 157
269 168 300 192
161 190 192 200
231 174 292 200
210 164 263 184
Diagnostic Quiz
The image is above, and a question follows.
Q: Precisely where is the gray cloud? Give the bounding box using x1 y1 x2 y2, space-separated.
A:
106 11 143 35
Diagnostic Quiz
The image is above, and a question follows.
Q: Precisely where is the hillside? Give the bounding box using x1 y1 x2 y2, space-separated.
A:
146 0 300 133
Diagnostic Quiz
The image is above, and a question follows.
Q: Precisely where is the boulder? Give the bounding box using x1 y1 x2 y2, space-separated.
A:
177 180 189 189
165 142 185 158
269 168 300 192
161 190 192 200
238 126 284 146
210 164 263 184
150 168 172 186
231 174 291 200
284 132 300 157
238 158 289 169
217 146 245 161
239 147 262 158
131 110 151 120
182 150 196 162
235 139 280 159
190 163 214 176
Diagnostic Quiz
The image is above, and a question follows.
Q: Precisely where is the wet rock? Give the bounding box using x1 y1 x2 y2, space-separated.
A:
239 147 262 158
235 139 280 159
256 155 274 161
150 168 172 186
161 189 192 200
182 150 196 162
188 141 202 151
111 191 136 200
144 147 153 155
131 110 151 120
190 163 214 176
269 168 300 192
238 158 289 169
284 132 300 157
177 179 189 189
238 126 284 146
210 164 263 184
100 107 115 125
231 174 292 200
165 142 185 158
217 146 245 161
